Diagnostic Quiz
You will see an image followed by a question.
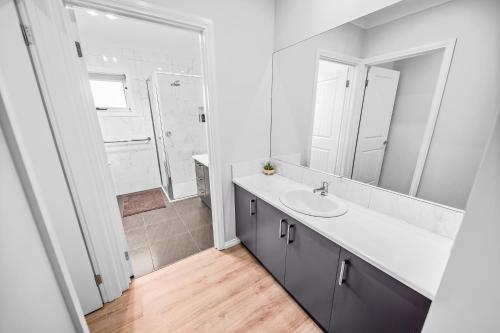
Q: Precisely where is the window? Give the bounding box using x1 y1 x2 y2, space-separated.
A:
89 73 130 111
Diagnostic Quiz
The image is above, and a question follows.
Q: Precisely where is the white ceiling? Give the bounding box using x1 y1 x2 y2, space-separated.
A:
73 7 201 58
351 0 455 29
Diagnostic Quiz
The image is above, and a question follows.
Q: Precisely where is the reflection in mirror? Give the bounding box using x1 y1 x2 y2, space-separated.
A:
271 0 500 209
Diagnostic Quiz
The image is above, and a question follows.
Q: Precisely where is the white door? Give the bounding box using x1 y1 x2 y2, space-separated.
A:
352 66 400 185
310 63 350 173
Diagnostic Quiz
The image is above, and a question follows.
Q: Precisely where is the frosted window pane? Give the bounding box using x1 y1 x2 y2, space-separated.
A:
89 79 127 109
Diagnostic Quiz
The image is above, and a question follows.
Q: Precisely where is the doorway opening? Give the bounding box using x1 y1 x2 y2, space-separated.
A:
72 6 214 278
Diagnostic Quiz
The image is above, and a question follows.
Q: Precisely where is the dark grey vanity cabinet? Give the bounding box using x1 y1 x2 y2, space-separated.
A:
285 219 341 330
234 185 430 332
255 199 287 285
195 161 211 208
329 248 431 333
234 185 257 255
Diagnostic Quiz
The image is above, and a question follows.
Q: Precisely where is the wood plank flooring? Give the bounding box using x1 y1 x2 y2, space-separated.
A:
86 245 321 333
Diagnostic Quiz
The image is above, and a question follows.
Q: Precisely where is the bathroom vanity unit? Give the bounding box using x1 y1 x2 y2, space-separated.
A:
193 154 211 208
233 174 453 332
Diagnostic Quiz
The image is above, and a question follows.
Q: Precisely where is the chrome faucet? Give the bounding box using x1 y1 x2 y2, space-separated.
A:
313 181 329 196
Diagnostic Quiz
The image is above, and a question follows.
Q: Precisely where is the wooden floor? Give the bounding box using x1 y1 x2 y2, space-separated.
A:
86 245 321 333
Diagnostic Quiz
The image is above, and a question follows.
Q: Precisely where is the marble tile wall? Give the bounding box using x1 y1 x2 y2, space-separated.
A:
85 42 201 195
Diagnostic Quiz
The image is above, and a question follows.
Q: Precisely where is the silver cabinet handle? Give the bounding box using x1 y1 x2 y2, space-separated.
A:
287 224 295 244
279 219 287 238
338 260 348 286
249 199 256 216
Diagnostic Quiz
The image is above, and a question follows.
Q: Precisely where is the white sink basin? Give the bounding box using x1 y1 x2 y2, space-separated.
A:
279 189 348 218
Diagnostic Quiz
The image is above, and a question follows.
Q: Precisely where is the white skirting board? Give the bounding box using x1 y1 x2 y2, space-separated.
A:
224 238 241 249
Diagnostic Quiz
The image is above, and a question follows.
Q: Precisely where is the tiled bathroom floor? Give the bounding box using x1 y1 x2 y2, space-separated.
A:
118 191 213 278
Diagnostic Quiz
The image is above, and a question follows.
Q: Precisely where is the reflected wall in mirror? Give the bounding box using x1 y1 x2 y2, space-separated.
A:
271 0 500 209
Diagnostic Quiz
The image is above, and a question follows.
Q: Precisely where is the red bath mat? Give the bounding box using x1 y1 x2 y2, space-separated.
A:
122 188 166 217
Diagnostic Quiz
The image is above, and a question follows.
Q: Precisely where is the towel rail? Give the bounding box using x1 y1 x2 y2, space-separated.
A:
104 137 151 144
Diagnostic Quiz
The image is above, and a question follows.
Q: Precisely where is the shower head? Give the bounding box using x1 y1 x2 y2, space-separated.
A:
171 80 181 87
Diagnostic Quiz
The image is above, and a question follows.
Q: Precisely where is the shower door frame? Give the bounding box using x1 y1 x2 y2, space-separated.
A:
65 0 226 251
148 72 206 202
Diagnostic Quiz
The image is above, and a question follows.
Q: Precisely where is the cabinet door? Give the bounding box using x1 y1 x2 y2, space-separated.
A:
329 248 431 333
255 199 287 284
195 162 205 195
234 185 257 254
285 219 341 330
202 165 211 208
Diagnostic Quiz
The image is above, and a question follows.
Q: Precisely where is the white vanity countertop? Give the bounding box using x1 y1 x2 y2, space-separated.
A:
192 154 209 167
233 173 453 300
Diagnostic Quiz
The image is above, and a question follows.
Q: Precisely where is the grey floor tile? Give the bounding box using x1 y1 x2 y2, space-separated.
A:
173 197 207 215
179 207 211 230
149 232 199 270
123 214 144 232
190 224 214 251
129 247 154 278
145 217 187 245
142 207 179 227
125 227 148 251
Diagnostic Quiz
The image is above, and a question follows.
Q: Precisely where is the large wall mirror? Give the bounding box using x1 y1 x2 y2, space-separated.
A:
270 0 500 209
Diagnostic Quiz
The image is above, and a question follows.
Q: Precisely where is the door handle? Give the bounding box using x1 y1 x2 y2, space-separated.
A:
287 224 295 244
338 260 348 286
279 219 287 238
249 199 256 216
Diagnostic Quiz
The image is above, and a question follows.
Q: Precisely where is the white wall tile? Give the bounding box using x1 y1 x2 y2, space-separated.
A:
273 160 304 183
345 181 372 207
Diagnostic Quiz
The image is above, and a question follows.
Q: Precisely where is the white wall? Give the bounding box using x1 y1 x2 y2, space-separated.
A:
423 114 500 332
363 0 500 208
274 0 405 50
379 51 443 194
146 0 275 242
0 113 77 332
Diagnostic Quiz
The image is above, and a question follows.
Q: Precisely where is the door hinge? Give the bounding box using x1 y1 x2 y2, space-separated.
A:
20 24 34 46
94 274 103 286
345 80 350 88
365 79 369 87
75 41 83 57
124 251 130 260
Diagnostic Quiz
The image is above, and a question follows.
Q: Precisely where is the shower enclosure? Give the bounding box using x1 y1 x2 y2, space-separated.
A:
147 71 208 201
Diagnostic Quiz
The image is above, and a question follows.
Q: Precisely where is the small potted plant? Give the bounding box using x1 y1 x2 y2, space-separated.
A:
263 162 275 176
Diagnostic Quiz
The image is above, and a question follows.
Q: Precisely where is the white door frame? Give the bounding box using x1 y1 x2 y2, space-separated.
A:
362 38 456 195
16 0 225 307
309 49 365 178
